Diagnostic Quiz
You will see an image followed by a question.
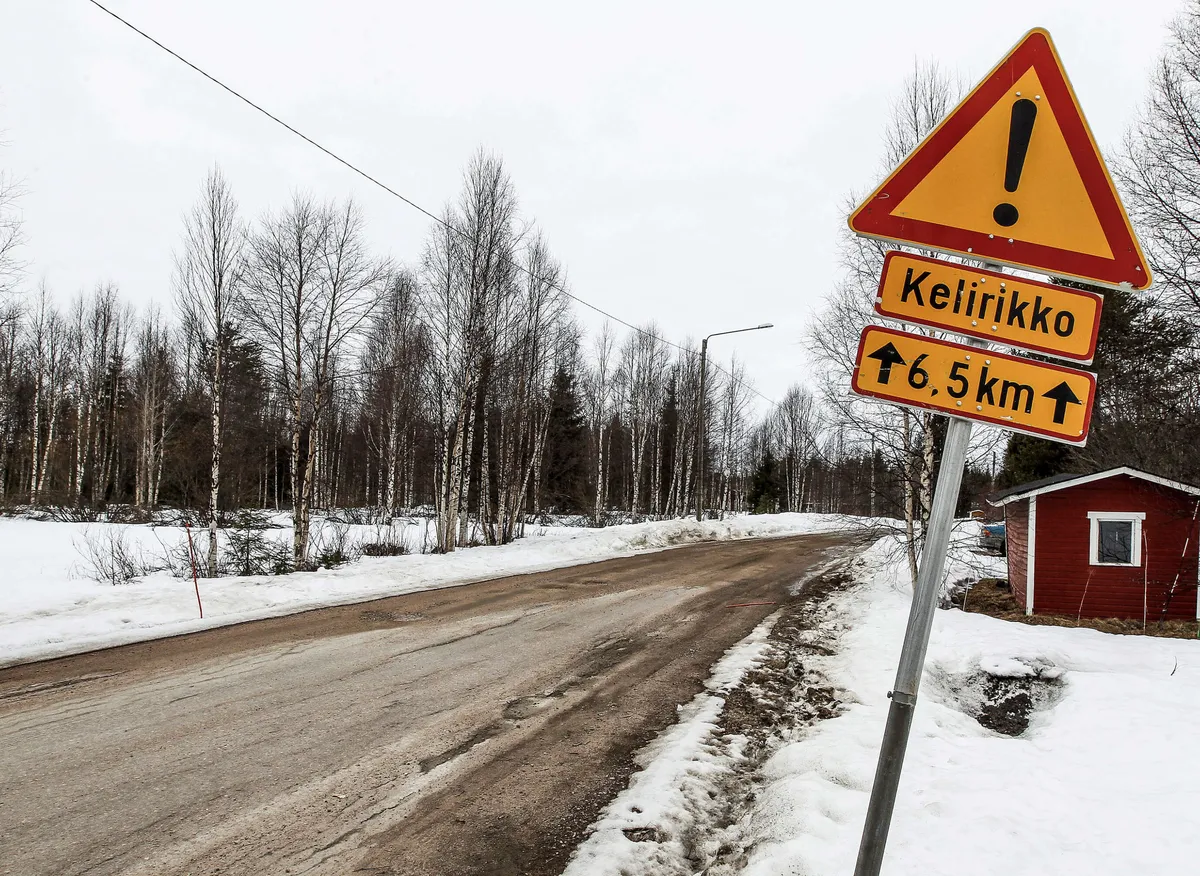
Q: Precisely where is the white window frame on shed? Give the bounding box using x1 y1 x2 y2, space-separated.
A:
1087 511 1145 567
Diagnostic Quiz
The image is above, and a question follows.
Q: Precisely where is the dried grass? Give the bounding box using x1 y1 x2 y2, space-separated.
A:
960 578 1200 640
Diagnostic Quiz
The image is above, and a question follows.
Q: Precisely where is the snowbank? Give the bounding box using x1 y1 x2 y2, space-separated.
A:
745 533 1200 876
0 512 856 667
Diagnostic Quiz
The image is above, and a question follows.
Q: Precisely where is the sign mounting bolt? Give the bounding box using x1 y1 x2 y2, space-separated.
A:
976 405 983 410
971 320 978 326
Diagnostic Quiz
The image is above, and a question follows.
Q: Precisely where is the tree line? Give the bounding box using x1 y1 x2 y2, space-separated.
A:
1 151 861 572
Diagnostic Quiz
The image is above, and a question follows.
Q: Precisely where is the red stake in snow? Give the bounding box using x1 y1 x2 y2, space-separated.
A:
184 522 205 619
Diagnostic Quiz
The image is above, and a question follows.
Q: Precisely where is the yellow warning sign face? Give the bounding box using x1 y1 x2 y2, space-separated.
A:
852 326 1096 444
875 252 1103 363
893 66 1111 260
849 29 1151 291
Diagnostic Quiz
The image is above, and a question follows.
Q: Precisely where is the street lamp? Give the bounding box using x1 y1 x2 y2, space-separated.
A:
694 323 773 522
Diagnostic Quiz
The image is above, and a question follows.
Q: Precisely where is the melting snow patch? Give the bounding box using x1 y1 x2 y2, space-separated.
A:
562 615 778 876
924 658 1064 737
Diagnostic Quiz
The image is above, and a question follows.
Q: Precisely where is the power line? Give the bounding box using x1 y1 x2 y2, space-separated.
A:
83 0 778 408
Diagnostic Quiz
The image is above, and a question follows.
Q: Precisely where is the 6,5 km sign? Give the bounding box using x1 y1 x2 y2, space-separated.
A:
851 325 1096 444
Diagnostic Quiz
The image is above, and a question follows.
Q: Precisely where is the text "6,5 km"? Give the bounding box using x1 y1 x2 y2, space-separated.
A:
852 326 1097 445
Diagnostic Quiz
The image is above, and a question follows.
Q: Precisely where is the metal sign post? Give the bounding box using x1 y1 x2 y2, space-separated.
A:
852 393 975 876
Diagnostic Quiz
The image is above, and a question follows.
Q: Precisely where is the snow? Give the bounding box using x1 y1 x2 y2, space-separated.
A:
562 522 1200 876
563 612 779 876
744 530 1200 876
0 511 856 667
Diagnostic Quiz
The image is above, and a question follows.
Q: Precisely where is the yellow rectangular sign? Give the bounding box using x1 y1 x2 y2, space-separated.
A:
875 252 1103 363
852 325 1096 445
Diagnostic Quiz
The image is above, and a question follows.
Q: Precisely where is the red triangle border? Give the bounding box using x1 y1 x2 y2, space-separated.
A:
850 29 1150 290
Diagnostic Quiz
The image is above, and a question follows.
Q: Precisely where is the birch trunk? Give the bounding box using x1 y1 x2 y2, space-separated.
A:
594 422 606 526
458 394 477 547
28 370 42 502
207 344 221 576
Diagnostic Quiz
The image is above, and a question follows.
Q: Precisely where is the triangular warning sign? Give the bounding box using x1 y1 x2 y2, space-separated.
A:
849 28 1151 291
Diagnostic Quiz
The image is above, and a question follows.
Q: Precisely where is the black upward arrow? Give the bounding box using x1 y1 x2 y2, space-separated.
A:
1042 381 1082 425
867 342 906 385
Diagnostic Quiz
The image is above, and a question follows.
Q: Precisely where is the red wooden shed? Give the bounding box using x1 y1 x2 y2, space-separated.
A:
989 467 1200 622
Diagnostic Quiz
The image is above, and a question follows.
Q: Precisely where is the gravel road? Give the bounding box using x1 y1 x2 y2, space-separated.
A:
0 532 855 876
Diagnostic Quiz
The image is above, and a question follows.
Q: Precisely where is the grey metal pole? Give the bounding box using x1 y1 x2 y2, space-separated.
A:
852 410 975 876
692 324 771 523
695 336 708 523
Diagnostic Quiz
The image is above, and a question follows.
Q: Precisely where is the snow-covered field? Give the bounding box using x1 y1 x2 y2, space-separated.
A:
566 528 1200 876
0 511 859 667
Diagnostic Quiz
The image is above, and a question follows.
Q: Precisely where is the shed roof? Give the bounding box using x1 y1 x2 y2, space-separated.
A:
988 466 1200 506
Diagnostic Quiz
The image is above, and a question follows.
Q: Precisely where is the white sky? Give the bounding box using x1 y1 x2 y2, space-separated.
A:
0 0 1185 410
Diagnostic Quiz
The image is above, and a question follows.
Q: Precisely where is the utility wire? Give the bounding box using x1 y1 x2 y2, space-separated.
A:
84 0 777 408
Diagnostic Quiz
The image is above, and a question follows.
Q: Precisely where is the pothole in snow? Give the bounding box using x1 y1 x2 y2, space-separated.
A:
622 827 663 843
927 659 1064 736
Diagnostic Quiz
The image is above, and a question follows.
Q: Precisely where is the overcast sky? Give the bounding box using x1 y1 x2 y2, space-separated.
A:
0 0 1185 410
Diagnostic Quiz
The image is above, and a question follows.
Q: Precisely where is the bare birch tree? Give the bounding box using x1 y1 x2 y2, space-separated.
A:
175 167 244 574
421 152 519 551
665 347 702 517
361 270 428 514
772 384 819 512
615 324 670 521
26 282 67 503
0 307 18 498
66 285 131 507
482 232 572 544
244 194 387 566
712 356 754 516
584 323 617 525
0 162 24 306
1120 2 1200 327
131 308 175 508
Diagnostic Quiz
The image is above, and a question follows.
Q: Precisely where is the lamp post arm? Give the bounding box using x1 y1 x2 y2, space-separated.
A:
703 323 774 343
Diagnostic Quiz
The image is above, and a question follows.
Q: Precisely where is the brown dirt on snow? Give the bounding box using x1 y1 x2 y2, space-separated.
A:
721 572 849 747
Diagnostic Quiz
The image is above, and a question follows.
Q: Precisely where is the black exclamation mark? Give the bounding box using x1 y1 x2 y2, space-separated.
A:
992 98 1038 227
